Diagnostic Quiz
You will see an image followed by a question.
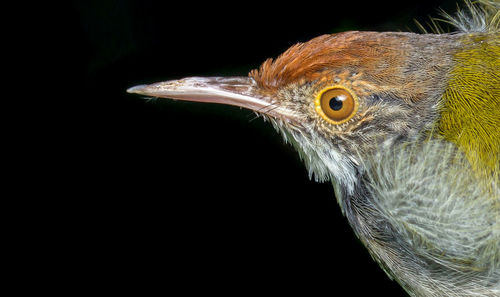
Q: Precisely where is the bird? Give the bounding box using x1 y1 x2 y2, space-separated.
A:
127 1 500 296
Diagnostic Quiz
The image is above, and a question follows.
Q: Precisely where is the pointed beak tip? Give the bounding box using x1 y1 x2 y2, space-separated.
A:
126 84 148 94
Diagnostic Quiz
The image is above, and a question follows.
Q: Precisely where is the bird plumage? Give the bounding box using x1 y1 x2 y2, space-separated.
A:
360 140 500 296
438 32 500 186
128 1 500 296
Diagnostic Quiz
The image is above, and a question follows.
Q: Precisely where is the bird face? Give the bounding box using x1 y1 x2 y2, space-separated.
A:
128 31 459 195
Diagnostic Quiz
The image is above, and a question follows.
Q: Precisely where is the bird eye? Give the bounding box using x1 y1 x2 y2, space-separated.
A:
315 86 359 124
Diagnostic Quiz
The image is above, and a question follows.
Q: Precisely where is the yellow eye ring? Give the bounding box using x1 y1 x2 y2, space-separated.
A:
314 85 359 125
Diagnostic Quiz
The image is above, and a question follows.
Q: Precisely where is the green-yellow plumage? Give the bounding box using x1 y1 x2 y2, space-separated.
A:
439 32 500 185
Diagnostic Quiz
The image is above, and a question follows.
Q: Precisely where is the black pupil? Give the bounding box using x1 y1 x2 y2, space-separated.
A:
329 96 343 111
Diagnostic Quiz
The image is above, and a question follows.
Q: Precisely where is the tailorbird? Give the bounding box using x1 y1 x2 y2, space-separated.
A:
127 1 500 296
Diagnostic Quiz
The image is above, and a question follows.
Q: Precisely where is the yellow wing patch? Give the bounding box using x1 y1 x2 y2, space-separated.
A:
438 33 500 187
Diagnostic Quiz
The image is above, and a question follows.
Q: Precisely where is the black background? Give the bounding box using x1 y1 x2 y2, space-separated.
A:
71 0 458 295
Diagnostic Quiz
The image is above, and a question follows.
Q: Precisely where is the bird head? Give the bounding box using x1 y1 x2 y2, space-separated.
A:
128 31 463 196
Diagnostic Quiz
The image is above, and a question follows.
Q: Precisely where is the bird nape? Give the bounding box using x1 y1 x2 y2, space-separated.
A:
127 1 500 296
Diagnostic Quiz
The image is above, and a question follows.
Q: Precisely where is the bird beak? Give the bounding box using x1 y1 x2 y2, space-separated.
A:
127 76 296 121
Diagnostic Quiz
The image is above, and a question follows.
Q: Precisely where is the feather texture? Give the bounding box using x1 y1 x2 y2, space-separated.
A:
361 140 500 296
438 1 500 186
440 0 500 33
